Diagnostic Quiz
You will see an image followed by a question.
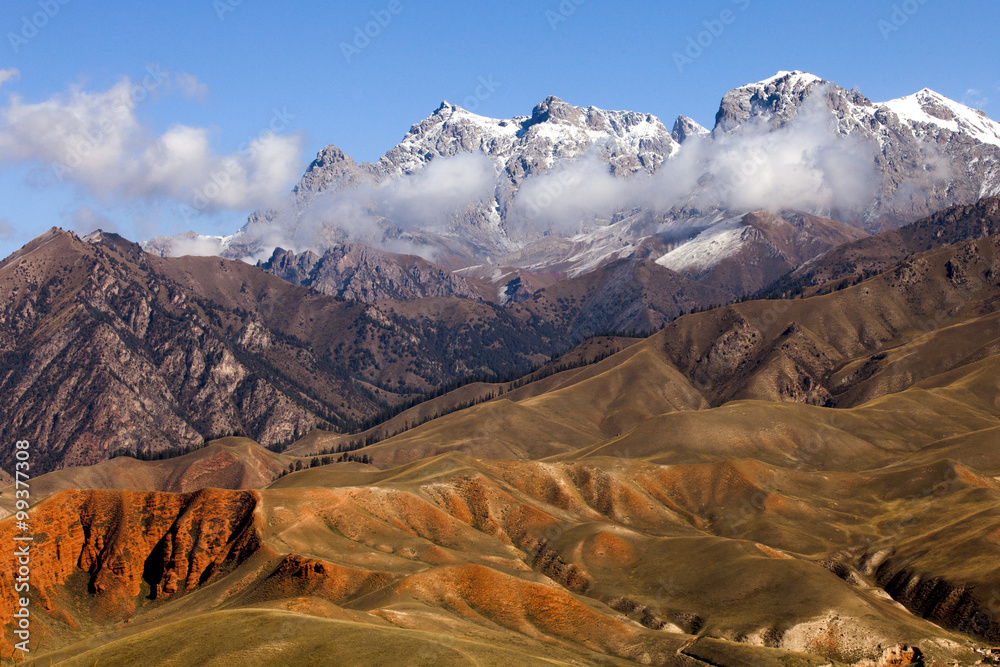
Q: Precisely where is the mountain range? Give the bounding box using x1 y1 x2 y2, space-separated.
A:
147 71 1000 282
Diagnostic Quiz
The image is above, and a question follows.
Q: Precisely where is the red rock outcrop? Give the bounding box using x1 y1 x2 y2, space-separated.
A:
0 489 258 655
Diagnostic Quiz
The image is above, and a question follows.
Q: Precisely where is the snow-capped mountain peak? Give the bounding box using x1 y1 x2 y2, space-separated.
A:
714 70 830 133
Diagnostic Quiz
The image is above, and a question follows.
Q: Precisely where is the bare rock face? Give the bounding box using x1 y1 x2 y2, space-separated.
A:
714 71 830 132
374 96 678 186
259 244 478 303
292 145 378 202
866 554 1000 646
692 311 765 390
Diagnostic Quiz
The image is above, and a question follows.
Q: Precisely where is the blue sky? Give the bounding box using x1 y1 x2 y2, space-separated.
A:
0 0 997 257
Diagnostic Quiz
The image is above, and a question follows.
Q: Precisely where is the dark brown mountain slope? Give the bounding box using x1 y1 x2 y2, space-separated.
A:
266 243 735 339
685 210 869 295
292 230 1000 470
523 258 732 339
762 196 1000 297
659 231 1000 408
0 229 562 473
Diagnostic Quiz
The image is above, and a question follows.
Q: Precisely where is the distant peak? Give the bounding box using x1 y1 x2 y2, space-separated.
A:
533 95 574 112
41 227 75 241
671 115 710 143
753 70 824 87
308 144 357 170
531 95 581 124
914 88 947 100
316 144 349 158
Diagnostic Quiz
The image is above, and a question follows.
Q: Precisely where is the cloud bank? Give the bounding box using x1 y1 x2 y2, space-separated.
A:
0 76 303 213
253 152 498 257
3 74 885 260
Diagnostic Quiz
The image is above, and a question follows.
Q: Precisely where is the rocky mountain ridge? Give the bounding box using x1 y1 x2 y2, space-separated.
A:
258 243 481 303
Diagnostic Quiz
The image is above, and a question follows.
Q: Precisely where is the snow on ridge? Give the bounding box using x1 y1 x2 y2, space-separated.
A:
385 96 679 181
751 70 824 88
879 89 1000 148
655 218 748 273
440 103 523 136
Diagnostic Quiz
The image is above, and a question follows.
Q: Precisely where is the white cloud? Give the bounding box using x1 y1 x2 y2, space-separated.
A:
377 152 496 228
0 69 19 90
511 152 634 235
169 234 227 257
174 72 209 101
273 152 498 255
0 78 303 213
688 98 880 216
232 89 882 261
0 218 14 240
